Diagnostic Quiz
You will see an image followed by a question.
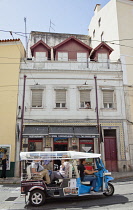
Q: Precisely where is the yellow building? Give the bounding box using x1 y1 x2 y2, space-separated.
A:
0 39 25 177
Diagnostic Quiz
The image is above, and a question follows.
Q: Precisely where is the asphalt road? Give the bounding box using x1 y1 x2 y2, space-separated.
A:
0 178 133 210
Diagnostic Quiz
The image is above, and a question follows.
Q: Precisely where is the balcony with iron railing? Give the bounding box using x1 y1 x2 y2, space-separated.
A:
20 58 122 71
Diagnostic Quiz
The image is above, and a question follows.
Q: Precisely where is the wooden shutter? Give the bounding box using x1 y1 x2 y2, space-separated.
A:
56 90 66 103
58 52 68 61
98 53 108 67
80 90 90 102
77 53 87 62
103 90 113 103
35 52 46 61
32 89 43 107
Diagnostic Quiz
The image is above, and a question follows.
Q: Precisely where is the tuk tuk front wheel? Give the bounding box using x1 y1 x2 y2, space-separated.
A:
29 189 45 206
103 182 114 196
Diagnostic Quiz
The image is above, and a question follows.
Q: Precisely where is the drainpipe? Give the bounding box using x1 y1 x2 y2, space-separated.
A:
94 75 100 153
20 75 27 151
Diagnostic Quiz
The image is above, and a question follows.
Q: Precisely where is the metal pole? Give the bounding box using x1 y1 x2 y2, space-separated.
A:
94 75 100 153
20 75 27 151
24 17 28 58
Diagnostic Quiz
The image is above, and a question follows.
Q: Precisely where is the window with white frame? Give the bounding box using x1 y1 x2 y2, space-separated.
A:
58 52 68 61
31 89 43 108
77 53 87 62
98 18 101 27
103 90 114 108
93 30 95 38
101 32 104 41
98 53 108 67
55 89 66 108
35 52 47 61
80 90 91 108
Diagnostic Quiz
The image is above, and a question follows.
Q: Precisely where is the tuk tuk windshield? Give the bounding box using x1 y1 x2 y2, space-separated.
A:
20 151 101 161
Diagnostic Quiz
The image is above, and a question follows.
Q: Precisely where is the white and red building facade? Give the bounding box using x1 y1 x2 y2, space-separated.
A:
17 31 129 173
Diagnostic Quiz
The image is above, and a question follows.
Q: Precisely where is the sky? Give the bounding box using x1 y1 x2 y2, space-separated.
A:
0 0 110 47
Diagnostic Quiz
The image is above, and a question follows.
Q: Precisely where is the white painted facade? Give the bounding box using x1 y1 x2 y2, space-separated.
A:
17 32 131 172
88 0 133 171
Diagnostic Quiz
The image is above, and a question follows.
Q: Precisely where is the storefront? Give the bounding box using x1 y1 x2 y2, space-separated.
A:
22 125 99 153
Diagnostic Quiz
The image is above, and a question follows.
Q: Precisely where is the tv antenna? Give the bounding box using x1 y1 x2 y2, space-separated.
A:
24 17 28 57
49 19 55 32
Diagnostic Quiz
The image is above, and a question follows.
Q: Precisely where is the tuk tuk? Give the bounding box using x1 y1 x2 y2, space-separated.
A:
20 151 114 206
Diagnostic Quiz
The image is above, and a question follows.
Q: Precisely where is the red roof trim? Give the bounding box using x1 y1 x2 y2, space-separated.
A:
30 40 51 51
93 42 113 54
53 36 92 51
0 39 20 43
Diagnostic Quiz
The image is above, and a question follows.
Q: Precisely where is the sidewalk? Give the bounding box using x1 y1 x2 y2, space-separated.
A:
0 171 133 184
0 177 21 184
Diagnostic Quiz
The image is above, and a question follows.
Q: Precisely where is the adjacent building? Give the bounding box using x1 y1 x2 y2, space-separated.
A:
89 0 133 170
0 39 25 177
17 31 128 172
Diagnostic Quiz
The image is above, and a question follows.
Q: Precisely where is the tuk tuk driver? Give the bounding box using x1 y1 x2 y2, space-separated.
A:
78 159 98 191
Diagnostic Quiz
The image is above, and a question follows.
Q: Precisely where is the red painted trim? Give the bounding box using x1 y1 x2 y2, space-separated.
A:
79 142 94 144
54 143 67 145
28 139 42 142
53 36 92 51
30 40 51 51
92 42 113 55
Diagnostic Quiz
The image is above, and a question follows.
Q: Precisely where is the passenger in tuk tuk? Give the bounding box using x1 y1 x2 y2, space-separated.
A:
31 160 50 184
50 158 70 182
78 159 98 190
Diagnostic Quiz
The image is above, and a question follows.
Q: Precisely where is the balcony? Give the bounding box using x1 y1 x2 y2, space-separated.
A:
20 59 122 72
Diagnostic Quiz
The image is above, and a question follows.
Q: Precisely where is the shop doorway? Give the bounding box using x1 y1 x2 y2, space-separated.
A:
79 139 94 166
53 137 68 169
28 139 43 152
104 129 118 172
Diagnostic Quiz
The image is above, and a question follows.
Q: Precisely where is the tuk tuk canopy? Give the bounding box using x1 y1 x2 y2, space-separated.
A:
20 151 101 161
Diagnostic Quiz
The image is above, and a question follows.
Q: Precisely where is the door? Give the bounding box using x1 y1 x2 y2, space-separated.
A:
54 138 68 169
28 139 43 151
104 137 118 172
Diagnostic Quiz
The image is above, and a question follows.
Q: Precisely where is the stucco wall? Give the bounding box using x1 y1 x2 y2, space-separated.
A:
0 41 25 162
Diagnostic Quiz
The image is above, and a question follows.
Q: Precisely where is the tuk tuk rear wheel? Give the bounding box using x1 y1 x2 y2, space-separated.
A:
103 182 114 196
29 189 45 206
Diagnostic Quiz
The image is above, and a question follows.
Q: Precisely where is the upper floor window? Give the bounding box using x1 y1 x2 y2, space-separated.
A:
98 18 101 27
35 52 47 61
58 52 68 61
103 90 114 108
31 89 43 108
77 53 87 62
98 53 108 67
93 30 95 38
55 89 66 108
101 32 104 41
80 90 91 108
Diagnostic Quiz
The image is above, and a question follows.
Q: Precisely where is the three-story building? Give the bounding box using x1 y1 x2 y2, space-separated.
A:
17 31 128 172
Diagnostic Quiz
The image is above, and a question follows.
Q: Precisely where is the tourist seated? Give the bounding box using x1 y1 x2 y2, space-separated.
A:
31 160 50 184
78 159 98 190
50 158 70 182
43 160 53 170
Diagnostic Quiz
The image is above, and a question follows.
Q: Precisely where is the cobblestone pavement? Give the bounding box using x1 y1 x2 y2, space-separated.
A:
0 177 133 210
